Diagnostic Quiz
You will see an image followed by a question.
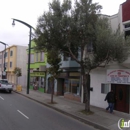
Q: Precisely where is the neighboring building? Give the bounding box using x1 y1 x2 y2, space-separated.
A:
29 41 47 92
46 53 81 102
0 45 28 87
0 51 4 79
90 0 130 114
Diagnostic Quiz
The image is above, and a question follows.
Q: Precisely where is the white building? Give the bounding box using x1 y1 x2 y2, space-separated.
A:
90 0 130 114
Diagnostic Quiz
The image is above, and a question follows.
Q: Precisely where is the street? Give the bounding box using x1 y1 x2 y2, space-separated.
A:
0 92 98 130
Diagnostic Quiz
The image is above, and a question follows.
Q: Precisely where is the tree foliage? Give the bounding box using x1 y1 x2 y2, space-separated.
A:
47 50 62 103
13 67 22 77
47 50 62 78
35 0 130 112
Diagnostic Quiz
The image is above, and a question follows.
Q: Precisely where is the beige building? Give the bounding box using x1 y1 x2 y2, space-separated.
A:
0 45 27 87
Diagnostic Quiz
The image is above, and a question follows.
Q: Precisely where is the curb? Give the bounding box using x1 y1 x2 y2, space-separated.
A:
14 91 109 130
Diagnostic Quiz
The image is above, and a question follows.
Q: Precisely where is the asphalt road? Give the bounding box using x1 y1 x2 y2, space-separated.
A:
0 91 98 130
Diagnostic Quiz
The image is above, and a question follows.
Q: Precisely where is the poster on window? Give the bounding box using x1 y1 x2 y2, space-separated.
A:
107 69 130 84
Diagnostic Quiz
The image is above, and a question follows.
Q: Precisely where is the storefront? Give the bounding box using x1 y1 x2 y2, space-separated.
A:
62 72 81 102
90 68 130 114
30 71 46 92
107 69 130 113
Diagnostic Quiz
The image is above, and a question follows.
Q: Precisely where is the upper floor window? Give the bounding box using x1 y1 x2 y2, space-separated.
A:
36 53 38 62
10 62 12 68
30 54 34 63
4 52 8 58
87 42 93 53
63 54 69 61
40 52 44 62
10 51 13 56
124 23 130 28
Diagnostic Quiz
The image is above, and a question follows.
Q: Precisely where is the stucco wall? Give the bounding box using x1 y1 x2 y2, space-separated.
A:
16 46 27 87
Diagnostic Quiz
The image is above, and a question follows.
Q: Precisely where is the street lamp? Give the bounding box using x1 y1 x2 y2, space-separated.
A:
12 18 35 94
0 41 8 79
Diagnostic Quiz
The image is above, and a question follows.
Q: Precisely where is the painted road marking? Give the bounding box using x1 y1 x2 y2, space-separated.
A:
0 96 4 100
17 110 29 119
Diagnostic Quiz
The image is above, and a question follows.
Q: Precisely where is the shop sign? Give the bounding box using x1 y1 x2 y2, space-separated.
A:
30 72 45 76
107 69 130 84
69 73 80 76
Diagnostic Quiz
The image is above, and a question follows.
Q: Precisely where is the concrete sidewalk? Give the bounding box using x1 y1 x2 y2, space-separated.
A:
14 88 130 130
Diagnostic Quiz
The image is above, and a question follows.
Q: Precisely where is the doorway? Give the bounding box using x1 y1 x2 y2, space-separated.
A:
111 84 129 113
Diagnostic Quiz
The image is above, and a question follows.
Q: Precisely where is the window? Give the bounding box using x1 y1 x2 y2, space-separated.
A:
63 54 69 61
64 79 80 95
4 52 8 58
101 84 109 94
30 54 34 63
124 23 130 28
10 62 12 68
36 53 38 62
87 42 93 53
40 52 44 62
10 50 13 56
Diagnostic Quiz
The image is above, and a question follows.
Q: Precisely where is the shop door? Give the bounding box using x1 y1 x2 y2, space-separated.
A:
112 84 129 113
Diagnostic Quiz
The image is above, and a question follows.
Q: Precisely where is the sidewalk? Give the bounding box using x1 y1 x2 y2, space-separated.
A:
14 88 130 130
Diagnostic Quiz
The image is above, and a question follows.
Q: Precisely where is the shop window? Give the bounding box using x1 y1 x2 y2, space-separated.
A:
64 79 80 95
101 84 109 94
64 79 70 93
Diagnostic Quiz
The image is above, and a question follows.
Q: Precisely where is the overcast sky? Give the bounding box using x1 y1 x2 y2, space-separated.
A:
0 0 126 51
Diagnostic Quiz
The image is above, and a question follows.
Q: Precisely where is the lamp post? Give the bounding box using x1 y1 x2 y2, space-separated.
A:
12 18 35 94
0 41 8 79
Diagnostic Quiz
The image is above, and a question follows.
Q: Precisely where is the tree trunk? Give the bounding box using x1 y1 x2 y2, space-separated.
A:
51 79 54 103
81 68 91 112
84 73 90 112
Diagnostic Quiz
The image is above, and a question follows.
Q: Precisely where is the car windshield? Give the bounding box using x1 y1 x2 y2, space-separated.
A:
0 80 8 84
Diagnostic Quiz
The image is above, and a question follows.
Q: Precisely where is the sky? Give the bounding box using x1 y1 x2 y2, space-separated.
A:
0 0 126 51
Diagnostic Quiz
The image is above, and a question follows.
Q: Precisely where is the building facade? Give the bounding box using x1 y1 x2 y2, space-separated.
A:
29 41 47 92
90 0 130 114
46 54 81 102
0 51 4 79
0 45 27 87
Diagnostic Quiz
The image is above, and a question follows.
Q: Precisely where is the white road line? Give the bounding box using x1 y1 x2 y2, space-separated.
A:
0 96 4 100
17 110 29 119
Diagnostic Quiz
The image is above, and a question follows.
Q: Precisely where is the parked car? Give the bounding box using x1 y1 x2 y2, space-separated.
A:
0 79 13 93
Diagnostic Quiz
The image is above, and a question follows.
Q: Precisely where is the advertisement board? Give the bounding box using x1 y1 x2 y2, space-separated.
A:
107 69 130 84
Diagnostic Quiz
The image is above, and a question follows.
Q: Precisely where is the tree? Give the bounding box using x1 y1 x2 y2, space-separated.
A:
47 50 62 103
13 67 22 86
35 0 130 113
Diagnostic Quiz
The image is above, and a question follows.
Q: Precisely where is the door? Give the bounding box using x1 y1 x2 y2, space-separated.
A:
112 84 129 113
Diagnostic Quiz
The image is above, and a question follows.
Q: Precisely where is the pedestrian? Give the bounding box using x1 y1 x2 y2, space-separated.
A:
104 90 115 113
